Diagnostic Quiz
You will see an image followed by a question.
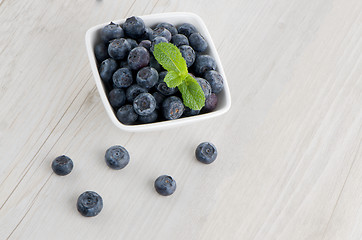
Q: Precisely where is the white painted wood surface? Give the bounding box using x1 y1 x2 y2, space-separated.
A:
0 0 361 239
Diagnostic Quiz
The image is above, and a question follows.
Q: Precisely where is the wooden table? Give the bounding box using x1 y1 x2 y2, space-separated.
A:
1 0 361 239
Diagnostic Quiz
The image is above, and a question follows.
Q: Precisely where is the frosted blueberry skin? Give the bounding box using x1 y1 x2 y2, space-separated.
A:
156 22 178 36
126 84 148 103
133 93 156 116
127 47 150 71
195 77 212 99
108 88 126 109
150 27 172 42
162 96 185 120
77 191 103 217
179 45 196 67
138 110 158 124
189 33 208 52
100 22 124 43
177 23 197 37
112 67 133 88
122 16 146 39
108 38 131 60
136 67 159 89
193 55 217 76
94 42 109 62
154 175 176 196
116 104 138 124
204 70 224 93
195 142 218 164
105 145 130 170
203 93 218 112
99 58 118 84
51 155 73 176
172 34 189 47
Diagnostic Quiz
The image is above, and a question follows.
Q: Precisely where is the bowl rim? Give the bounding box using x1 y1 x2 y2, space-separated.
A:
85 12 231 132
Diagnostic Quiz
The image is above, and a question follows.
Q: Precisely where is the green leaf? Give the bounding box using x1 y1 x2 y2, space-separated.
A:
164 71 184 88
178 75 205 110
153 42 188 74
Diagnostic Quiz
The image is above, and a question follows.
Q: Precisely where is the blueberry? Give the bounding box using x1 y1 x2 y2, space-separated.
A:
195 142 217 164
51 155 73 176
133 93 156 116
136 67 159 89
150 36 168 52
158 71 167 81
100 22 124 43
108 88 126 108
179 45 196 67
204 70 224 93
126 84 148 102
138 27 153 41
156 22 178 36
138 110 158 124
183 107 200 117
127 47 150 71
99 58 118 83
150 27 172 41
123 16 146 39
195 77 212 99
152 92 165 110
203 93 218 112
94 42 109 62
154 175 176 196
112 67 133 88
162 96 184 120
156 80 178 96
149 55 163 72
116 104 138 124
189 33 208 52
105 145 130 170
126 38 138 49
193 55 216 76
171 34 189 47
177 23 197 37
139 40 151 51
77 191 103 217
119 60 129 69
108 38 131 60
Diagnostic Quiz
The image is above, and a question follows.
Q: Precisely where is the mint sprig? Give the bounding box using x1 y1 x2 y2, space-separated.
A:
153 42 205 110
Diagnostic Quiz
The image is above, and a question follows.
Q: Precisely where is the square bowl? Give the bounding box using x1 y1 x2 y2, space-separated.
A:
85 12 231 132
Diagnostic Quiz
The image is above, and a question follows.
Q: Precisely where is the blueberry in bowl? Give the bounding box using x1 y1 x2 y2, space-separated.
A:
85 12 231 132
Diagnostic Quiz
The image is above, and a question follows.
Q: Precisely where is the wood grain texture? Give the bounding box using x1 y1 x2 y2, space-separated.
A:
0 0 361 239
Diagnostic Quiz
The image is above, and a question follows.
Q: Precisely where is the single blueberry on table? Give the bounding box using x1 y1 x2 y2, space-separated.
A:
177 23 197 37
162 96 185 120
156 22 178 36
112 67 133 88
108 38 131 60
126 38 138 49
171 34 189 47
126 84 148 102
100 22 124 43
51 155 73 176
204 70 224 93
122 16 146 39
77 191 103 217
116 104 138 124
150 36 168 52
133 93 156 116
203 93 218 112
189 33 208 52
150 27 172 41
196 77 212 99
195 142 218 164
108 88 126 109
136 67 159 89
152 92 165 110
94 42 109 63
105 145 130 170
154 175 176 196
193 55 216 76
138 110 158 124
179 45 196 67
138 40 151 51
99 58 118 84
127 47 150 71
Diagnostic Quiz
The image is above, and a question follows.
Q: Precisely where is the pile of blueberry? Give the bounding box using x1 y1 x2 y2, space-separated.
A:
94 16 224 125
51 142 218 217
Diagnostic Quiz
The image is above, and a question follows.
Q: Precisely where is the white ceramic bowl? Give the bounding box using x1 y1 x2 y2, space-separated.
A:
85 12 231 132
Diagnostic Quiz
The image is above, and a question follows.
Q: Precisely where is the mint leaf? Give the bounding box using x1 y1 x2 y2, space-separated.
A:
164 71 183 88
178 75 205 110
153 42 187 74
